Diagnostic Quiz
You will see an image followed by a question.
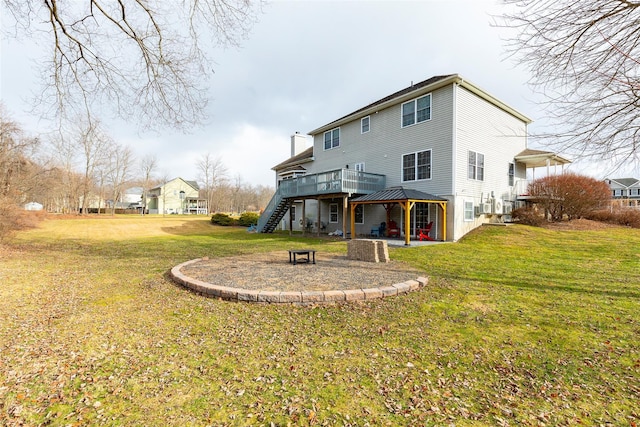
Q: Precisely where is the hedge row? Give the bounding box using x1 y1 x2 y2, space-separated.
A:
210 212 260 227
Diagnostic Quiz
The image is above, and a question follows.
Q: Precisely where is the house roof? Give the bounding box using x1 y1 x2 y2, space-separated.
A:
606 177 640 188
308 74 532 135
514 149 572 168
150 177 200 191
272 146 314 171
351 186 447 204
186 180 199 190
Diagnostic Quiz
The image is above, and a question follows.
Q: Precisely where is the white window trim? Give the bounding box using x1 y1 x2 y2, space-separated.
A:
464 200 474 222
468 150 485 181
329 203 339 223
355 162 365 172
401 93 432 128
323 127 340 150
401 149 432 183
361 116 370 134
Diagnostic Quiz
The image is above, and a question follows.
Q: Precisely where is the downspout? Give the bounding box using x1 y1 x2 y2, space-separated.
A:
449 82 458 242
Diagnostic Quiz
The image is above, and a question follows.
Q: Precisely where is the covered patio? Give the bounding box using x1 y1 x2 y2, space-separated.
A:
350 187 448 246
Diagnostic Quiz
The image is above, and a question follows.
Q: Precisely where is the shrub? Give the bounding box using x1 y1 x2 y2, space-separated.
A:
210 213 236 226
237 212 259 227
586 208 640 228
511 206 545 226
528 173 611 221
0 197 45 241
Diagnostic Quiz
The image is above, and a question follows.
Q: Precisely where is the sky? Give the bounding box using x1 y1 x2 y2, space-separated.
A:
0 0 605 186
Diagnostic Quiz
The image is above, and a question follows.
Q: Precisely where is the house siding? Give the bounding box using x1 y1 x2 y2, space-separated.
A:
148 178 199 214
308 84 455 195
270 75 534 241
452 85 528 239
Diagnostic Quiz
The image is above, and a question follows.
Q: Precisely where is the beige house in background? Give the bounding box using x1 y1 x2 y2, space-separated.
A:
147 177 208 214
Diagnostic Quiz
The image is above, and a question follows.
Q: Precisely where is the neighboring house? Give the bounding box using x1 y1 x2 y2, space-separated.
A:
123 187 143 207
147 177 208 214
105 187 145 210
259 74 571 242
24 202 43 211
605 178 640 208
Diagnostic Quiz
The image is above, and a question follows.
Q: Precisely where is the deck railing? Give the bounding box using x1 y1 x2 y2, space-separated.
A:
277 168 386 198
257 169 386 232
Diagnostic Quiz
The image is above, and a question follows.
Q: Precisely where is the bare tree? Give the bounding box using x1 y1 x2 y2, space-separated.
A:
1 1 264 130
106 143 134 215
499 1 640 166
197 152 227 213
50 133 82 213
139 154 157 215
52 118 111 214
0 104 41 201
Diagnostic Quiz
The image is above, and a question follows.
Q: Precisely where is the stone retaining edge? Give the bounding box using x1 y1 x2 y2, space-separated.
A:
170 258 430 305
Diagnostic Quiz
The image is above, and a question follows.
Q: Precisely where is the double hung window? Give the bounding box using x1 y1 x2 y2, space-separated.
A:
361 116 370 133
402 150 431 182
329 203 338 223
402 94 431 127
464 201 474 221
468 151 484 181
324 128 340 150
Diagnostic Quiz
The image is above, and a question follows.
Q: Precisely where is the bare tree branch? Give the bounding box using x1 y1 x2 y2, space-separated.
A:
1 0 264 131
497 0 640 168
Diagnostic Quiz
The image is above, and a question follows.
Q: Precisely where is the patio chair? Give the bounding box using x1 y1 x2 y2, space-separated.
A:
371 222 385 238
418 222 434 241
387 220 400 238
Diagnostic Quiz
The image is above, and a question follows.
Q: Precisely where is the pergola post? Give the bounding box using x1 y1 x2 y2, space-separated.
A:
343 195 350 239
403 201 414 246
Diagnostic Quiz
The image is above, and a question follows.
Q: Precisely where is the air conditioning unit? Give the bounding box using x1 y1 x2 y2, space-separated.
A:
492 199 503 215
475 202 492 215
503 202 513 215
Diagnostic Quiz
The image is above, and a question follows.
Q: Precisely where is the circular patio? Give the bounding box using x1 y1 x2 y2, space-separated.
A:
170 251 428 304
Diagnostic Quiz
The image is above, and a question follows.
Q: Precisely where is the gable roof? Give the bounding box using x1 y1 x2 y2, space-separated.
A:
272 146 314 171
514 149 572 168
351 186 447 203
150 177 199 192
606 177 640 188
185 180 199 190
308 74 532 135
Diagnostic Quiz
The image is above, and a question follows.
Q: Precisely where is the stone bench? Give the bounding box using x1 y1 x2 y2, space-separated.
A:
347 239 389 263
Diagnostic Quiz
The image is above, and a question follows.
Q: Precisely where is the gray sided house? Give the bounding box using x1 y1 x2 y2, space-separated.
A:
605 177 640 208
259 74 571 242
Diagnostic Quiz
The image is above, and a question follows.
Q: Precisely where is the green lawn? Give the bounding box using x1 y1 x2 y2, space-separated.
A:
1 215 638 426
